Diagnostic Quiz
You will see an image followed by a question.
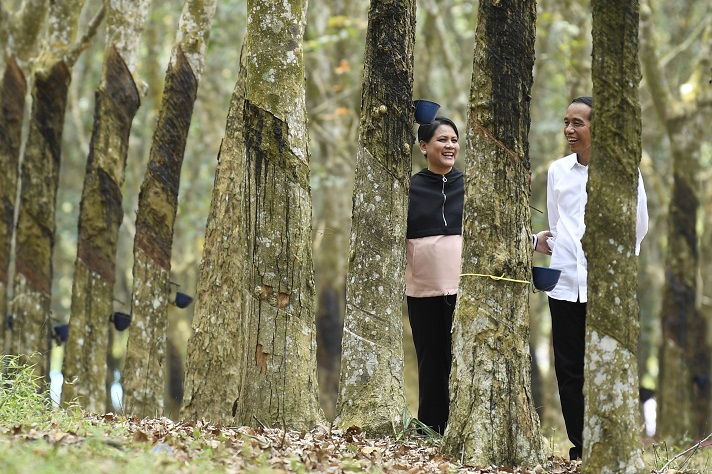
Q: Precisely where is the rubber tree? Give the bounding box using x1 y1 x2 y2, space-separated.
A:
121 0 217 418
334 0 416 435
440 0 543 467
580 0 646 470
10 1 103 381
0 0 49 353
640 0 712 442
62 0 152 413
183 0 324 429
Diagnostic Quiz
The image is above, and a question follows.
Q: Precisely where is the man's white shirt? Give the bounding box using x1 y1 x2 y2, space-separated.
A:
546 153 649 303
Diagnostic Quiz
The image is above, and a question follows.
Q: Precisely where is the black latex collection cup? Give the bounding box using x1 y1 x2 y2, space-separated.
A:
110 311 131 331
413 100 440 124
532 266 562 292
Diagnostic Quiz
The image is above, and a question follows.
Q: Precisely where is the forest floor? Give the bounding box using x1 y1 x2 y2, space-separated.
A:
1 413 584 473
1 356 710 473
3 411 712 474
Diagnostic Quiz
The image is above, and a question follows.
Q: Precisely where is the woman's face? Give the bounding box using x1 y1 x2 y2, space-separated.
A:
564 102 592 163
419 124 459 174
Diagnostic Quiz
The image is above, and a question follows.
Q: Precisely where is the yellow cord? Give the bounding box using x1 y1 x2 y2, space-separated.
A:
459 273 530 285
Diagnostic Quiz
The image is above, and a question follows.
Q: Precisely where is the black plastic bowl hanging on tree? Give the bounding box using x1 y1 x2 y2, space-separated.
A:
169 281 194 309
413 99 440 124
174 292 194 309
52 324 69 345
532 266 562 292
110 311 131 331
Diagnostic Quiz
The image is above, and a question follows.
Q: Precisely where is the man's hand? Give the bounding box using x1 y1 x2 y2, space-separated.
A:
535 230 553 255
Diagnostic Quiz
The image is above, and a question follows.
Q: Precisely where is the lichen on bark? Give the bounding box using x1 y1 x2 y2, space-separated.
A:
63 44 140 411
335 0 415 436
581 0 647 470
441 0 542 467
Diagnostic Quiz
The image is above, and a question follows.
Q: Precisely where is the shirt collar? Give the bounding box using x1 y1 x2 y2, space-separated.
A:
563 153 587 170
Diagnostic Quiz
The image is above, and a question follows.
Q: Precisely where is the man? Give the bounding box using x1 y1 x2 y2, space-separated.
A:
544 96 649 460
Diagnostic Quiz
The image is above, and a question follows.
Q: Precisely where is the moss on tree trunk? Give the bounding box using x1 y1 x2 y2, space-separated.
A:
441 0 543 467
581 0 646 471
62 45 140 412
335 0 415 436
0 57 26 351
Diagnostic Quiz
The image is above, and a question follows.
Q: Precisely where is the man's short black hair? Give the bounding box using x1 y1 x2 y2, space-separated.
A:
571 96 593 120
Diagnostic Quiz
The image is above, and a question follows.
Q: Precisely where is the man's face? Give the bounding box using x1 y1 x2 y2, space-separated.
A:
564 102 592 157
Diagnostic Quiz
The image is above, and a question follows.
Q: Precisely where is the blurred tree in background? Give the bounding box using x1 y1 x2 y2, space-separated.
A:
60 0 152 413
640 0 712 443
0 0 49 369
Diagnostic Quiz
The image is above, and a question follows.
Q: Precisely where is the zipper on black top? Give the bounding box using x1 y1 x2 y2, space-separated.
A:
441 175 448 226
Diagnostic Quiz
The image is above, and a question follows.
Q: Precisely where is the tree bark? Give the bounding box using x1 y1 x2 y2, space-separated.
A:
0 56 26 353
335 0 415 436
440 0 543 467
184 0 324 429
10 0 87 379
181 54 249 422
640 0 712 442
62 0 151 412
122 0 217 418
11 59 71 377
581 0 646 471
0 0 49 353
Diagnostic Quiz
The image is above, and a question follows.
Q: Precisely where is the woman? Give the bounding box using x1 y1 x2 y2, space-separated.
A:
405 116 463 434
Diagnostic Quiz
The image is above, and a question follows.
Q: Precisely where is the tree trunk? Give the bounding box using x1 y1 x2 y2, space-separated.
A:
305 0 363 424
640 0 712 442
0 0 49 354
335 0 415 436
0 56 26 353
122 0 217 418
699 174 712 439
440 0 542 467
181 53 249 422
11 59 71 378
184 0 324 429
580 0 645 471
230 0 323 430
1 0 49 62
62 0 151 412
10 0 87 380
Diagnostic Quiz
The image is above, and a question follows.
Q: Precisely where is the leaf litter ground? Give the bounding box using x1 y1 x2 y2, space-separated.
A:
2 413 583 473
